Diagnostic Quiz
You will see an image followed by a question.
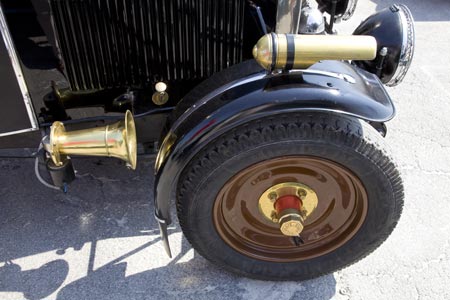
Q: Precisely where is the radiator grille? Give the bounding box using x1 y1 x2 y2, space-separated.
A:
50 0 246 91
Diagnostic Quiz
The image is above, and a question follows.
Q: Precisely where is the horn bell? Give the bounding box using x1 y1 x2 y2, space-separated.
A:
47 110 137 170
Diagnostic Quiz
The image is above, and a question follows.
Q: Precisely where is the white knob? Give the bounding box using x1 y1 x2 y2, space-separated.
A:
155 82 167 93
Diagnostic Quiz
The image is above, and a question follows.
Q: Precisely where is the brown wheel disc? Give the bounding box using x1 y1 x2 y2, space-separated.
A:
213 156 368 262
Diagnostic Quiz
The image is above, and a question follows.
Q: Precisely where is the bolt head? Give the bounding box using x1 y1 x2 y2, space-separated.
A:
270 211 279 223
297 189 307 198
279 214 304 236
268 192 278 201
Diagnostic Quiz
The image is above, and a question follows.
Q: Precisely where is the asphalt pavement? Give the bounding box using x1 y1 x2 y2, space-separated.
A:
1 0 450 299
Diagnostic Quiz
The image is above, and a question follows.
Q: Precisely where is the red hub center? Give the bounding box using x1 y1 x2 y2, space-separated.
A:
275 195 302 214
274 195 305 236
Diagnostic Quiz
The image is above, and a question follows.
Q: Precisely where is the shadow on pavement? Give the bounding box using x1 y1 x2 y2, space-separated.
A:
370 0 450 22
0 157 337 299
56 236 337 300
0 260 69 300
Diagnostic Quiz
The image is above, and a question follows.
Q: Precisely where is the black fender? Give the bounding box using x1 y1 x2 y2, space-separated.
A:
153 60 395 255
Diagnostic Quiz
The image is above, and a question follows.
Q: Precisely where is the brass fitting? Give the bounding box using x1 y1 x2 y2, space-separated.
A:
258 182 318 237
278 209 305 236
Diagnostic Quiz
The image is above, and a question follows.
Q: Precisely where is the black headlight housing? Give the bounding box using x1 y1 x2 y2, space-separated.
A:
353 4 415 86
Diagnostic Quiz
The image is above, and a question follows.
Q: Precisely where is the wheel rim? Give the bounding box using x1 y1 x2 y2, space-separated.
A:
213 156 368 262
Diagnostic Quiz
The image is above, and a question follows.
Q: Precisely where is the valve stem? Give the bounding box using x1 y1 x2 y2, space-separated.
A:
293 236 305 246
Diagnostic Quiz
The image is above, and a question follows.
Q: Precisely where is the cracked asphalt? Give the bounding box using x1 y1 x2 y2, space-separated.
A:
1 0 450 299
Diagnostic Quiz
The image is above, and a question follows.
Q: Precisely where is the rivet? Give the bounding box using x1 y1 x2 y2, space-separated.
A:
268 192 278 201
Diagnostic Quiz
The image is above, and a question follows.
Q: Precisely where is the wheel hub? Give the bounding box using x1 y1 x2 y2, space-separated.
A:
276 196 304 236
258 182 318 236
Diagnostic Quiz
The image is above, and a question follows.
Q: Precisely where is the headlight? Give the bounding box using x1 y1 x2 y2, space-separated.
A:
353 4 415 86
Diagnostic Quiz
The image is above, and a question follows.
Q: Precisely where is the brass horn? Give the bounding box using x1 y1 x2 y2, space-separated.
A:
45 110 137 170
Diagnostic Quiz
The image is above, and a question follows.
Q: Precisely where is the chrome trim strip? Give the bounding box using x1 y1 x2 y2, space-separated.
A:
341 0 358 21
276 0 303 34
0 4 39 133
387 4 415 87
289 69 356 83
0 127 38 138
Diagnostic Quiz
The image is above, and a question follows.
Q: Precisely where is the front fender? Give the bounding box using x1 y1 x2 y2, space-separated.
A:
154 60 395 228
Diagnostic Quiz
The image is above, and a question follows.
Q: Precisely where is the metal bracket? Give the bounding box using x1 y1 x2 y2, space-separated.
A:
155 213 172 258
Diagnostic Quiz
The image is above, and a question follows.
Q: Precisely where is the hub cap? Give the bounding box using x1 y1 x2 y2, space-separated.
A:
213 156 368 262
258 182 319 236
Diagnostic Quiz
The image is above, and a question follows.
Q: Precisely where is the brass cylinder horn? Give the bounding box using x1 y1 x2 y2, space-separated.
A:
45 110 137 170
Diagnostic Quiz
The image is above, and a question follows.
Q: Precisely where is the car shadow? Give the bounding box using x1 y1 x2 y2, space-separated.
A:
0 157 337 299
369 0 450 22
56 237 337 300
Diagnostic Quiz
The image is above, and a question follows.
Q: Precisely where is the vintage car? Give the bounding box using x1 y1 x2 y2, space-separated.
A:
0 0 414 280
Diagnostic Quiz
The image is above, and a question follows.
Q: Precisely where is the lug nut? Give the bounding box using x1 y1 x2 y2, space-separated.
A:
297 189 307 198
268 192 278 201
279 212 304 236
270 211 279 223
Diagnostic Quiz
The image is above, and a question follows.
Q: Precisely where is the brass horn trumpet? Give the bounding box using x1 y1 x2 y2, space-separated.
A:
45 110 137 170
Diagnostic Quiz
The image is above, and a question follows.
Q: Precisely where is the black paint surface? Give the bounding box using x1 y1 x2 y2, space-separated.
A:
0 28 33 135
